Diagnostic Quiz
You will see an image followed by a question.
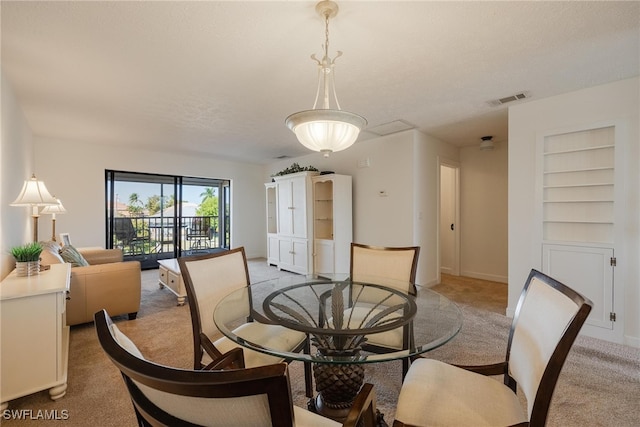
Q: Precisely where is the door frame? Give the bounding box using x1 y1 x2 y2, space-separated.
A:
437 158 461 283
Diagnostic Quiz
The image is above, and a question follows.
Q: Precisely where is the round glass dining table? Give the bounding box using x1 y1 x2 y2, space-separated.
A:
213 274 462 422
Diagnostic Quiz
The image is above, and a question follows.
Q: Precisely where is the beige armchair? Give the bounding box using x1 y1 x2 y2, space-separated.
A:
40 242 141 326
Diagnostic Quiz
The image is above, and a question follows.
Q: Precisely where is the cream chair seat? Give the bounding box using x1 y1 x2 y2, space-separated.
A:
393 269 593 427
178 247 313 396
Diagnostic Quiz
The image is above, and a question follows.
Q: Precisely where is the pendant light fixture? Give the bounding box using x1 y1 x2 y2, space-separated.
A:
286 0 367 157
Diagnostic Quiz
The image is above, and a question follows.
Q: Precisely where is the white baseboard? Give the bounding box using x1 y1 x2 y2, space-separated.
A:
624 335 640 348
460 270 508 284
421 278 439 288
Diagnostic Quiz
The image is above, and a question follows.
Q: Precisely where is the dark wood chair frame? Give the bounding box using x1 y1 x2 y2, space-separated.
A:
95 309 377 427
349 243 420 378
185 217 212 251
113 217 150 255
394 269 593 427
178 247 314 397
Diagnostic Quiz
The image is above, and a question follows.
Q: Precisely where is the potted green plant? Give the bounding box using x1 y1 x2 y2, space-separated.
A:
10 242 43 277
271 163 319 177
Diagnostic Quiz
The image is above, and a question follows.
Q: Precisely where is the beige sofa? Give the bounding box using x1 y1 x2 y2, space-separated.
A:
40 243 141 326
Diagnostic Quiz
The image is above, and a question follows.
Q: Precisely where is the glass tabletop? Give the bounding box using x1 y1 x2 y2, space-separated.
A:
213 275 463 364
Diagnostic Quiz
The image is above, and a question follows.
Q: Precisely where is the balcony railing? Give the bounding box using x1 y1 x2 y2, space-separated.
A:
113 216 222 258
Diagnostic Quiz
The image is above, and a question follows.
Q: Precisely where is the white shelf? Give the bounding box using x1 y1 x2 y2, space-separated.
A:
543 144 614 156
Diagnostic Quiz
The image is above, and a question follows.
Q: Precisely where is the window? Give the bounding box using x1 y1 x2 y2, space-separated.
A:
105 170 230 269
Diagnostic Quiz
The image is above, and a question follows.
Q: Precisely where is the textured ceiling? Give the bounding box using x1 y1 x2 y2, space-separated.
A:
2 1 638 164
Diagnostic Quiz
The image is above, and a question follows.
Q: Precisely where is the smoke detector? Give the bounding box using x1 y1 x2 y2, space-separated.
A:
480 136 495 151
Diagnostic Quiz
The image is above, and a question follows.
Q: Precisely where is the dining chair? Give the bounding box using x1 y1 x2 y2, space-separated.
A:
185 217 212 252
347 243 420 377
178 247 313 396
393 269 593 427
94 309 378 427
113 217 150 256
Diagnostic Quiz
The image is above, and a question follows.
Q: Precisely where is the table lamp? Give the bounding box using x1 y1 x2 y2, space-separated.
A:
40 198 67 242
10 174 58 242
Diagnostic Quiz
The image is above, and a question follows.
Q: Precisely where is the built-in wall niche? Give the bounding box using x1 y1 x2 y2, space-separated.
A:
314 180 334 240
542 126 614 243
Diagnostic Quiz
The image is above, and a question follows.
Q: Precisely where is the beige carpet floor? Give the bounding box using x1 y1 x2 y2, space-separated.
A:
3 261 639 426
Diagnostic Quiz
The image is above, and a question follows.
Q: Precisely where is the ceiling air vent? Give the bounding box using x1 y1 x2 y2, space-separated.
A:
274 155 290 160
488 92 529 107
366 120 415 137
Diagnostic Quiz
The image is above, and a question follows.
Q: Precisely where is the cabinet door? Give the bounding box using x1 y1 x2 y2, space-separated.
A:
543 244 614 330
277 181 293 236
1 293 58 400
267 234 279 265
278 238 293 268
291 239 309 273
290 177 307 238
314 240 335 274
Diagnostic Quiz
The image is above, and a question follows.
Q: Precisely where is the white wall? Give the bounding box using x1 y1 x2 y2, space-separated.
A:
1 71 36 280
509 77 639 346
459 141 508 282
0 63 505 290
266 129 459 287
33 139 267 259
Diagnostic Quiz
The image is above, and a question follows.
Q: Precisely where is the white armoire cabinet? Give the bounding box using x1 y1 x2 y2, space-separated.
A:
312 174 352 275
268 171 319 274
265 171 352 275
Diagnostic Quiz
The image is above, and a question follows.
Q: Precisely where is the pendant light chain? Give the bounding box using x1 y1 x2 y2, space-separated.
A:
324 12 330 60
285 0 367 157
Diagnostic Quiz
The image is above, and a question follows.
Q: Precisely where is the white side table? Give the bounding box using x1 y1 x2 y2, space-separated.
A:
1 263 71 410
158 259 187 306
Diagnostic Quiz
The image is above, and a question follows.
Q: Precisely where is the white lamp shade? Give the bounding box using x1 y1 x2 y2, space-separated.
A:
40 198 67 215
286 109 367 155
10 175 58 206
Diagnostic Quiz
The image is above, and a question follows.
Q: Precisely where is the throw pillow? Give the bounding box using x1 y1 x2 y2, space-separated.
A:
59 245 90 267
39 240 65 265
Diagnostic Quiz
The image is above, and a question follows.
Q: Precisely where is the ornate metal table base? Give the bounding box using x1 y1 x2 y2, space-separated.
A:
308 396 389 427
309 361 388 427
313 362 364 411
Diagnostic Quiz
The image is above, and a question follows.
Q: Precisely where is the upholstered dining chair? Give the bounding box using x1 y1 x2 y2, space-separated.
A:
94 309 378 427
393 269 593 427
347 243 420 377
178 247 312 396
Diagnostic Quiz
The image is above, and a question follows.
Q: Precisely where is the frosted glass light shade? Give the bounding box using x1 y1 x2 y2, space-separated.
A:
286 109 367 156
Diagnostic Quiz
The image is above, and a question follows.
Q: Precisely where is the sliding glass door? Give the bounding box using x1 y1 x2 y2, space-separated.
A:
105 170 230 269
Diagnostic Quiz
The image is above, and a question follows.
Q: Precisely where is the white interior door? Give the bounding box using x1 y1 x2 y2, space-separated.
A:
439 163 460 276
